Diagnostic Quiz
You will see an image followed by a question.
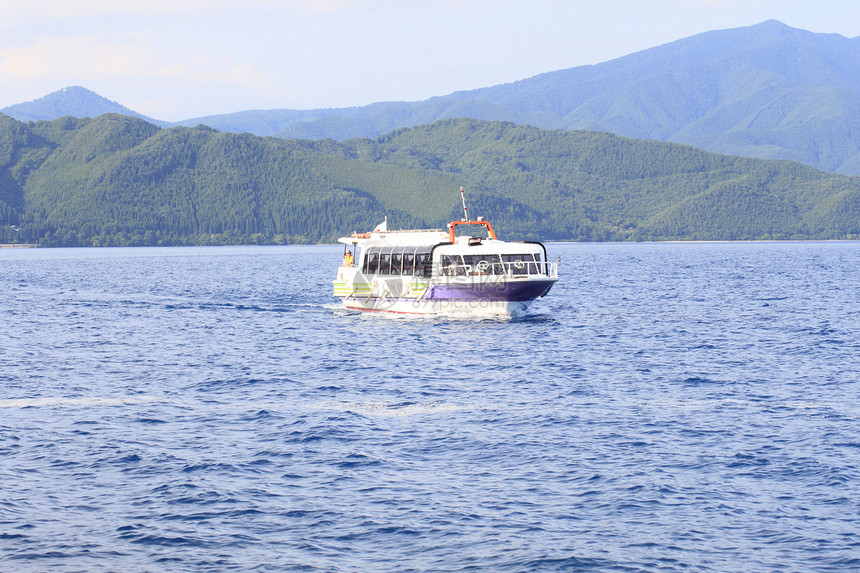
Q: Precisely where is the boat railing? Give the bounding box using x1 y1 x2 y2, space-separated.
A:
438 260 558 278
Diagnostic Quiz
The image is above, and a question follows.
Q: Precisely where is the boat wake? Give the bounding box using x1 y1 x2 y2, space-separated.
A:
329 300 547 321
0 395 164 409
311 400 467 417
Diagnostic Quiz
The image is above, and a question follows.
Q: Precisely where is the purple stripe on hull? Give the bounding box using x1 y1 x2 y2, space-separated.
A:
427 279 556 302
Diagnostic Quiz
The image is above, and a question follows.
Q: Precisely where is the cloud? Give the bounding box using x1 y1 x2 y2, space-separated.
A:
0 26 272 89
0 34 154 79
287 0 363 15
0 0 372 25
157 56 275 90
692 0 771 4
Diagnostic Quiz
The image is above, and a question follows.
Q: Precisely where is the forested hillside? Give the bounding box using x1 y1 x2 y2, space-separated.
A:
0 114 423 246
1 113 859 247
6 22 860 176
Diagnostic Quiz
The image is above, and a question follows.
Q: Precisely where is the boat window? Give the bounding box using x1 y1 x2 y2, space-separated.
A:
533 251 545 274
362 246 441 276
379 253 391 275
501 253 541 275
431 252 547 276
461 254 476 274
440 254 462 276
503 254 523 274
410 246 423 276
364 248 380 274
487 254 504 275
462 254 503 275
531 252 542 274
416 247 433 277
391 251 402 275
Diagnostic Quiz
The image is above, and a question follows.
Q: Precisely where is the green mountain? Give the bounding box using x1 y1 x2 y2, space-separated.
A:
1 113 859 246
6 22 860 176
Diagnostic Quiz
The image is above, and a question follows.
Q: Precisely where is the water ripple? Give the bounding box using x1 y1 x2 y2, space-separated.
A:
2 243 860 571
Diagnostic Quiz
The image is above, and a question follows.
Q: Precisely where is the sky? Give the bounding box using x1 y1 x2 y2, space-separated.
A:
2 0 860 121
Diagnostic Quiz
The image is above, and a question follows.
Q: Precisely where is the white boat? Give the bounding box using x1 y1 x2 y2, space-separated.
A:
333 189 559 316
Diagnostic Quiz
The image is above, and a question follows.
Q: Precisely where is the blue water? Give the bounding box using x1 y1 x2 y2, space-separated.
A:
1 242 859 572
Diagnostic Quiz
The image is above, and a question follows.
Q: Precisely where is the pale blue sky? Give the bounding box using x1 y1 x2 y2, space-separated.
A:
2 0 859 121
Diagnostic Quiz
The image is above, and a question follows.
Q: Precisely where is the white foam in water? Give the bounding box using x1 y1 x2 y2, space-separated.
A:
0 395 164 408
312 400 466 417
328 300 532 320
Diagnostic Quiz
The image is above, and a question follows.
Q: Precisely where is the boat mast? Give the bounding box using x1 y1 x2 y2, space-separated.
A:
460 186 469 221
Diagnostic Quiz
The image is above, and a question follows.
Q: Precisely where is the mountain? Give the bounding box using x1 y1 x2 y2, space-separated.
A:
176 20 860 175
2 114 858 246
0 86 163 125
6 22 860 174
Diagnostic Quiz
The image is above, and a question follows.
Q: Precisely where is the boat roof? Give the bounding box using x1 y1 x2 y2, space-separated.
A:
339 219 504 247
436 237 544 254
339 231 544 257
338 228 448 247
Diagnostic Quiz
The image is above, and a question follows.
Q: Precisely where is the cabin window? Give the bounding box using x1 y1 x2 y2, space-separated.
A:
364 249 380 274
462 254 503 275
531 251 544 274
440 254 462 276
362 245 436 277
434 252 546 276
501 253 540 275
378 253 390 275
416 248 433 277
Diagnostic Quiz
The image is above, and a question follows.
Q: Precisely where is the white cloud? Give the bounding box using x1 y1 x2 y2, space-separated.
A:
0 0 373 25
0 34 154 79
156 56 275 90
0 21 274 87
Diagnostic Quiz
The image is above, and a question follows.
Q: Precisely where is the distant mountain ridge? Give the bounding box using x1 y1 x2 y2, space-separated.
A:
175 20 860 174
1 86 162 125
4 21 860 174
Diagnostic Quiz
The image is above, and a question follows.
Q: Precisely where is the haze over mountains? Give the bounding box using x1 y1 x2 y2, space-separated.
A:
4 20 860 175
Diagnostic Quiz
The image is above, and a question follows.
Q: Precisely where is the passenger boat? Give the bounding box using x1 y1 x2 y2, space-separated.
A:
333 188 559 316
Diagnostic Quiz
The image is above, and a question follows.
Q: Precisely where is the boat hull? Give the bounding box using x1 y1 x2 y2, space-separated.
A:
337 277 556 316
426 278 555 302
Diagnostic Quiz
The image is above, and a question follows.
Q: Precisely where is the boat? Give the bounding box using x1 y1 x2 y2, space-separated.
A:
333 188 559 315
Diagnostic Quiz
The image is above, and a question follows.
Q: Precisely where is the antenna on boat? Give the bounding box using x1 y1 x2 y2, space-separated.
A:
460 186 469 221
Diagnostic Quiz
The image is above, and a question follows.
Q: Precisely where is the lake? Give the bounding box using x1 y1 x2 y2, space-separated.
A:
1 242 859 571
